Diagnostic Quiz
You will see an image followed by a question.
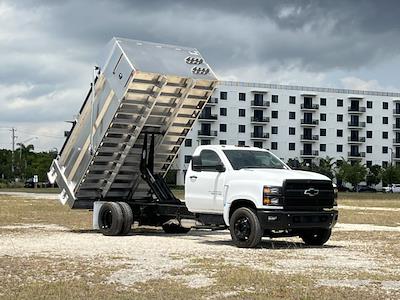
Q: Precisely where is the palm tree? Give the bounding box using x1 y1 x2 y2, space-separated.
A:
16 143 35 179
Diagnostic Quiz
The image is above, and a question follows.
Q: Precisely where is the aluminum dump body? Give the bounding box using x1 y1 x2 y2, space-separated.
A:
48 37 218 208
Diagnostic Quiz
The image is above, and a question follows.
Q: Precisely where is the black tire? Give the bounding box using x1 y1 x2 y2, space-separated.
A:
300 228 332 246
98 202 124 236
162 223 191 234
229 207 263 248
117 202 133 235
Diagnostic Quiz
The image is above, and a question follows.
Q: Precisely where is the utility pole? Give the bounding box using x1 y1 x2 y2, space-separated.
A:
10 127 17 178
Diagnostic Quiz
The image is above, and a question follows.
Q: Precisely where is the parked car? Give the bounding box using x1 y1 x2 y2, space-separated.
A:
358 186 377 193
24 178 34 188
383 184 400 193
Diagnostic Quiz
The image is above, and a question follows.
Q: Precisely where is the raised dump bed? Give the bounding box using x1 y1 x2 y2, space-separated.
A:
48 37 218 208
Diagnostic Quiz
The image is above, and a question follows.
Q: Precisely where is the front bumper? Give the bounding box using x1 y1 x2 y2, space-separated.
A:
257 209 338 230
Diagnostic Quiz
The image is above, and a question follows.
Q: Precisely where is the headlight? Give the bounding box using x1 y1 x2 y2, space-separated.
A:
263 186 282 205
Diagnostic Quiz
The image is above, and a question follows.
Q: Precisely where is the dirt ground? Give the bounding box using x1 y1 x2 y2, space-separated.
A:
0 192 399 299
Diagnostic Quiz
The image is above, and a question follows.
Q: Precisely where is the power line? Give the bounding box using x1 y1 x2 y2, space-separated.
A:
14 130 64 140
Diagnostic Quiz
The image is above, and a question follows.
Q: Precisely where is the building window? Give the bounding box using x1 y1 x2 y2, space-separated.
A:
271 111 278 118
271 126 278 134
185 139 192 147
220 91 227 100
238 109 246 117
337 145 343 152
184 155 192 163
383 117 388 124
289 96 296 104
382 131 388 139
201 139 211 145
320 128 326 136
367 131 372 138
320 98 327 106
337 129 343 137
238 140 246 146
238 125 246 133
220 124 227 132
289 111 296 119
366 146 372 153
337 99 343 107
320 113 326 121
367 101 372 108
271 142 278 150
382 146 388 154
272 95 279 103
367 116 373 123
239 92 246 101
382 161 388 168
289 127 296 135
383 102 388 109
337 114 343 122
254 141 263 148
289 143 295 151
320 144 326 152
220 107 227 116
366 160 372 168
219 140 227 145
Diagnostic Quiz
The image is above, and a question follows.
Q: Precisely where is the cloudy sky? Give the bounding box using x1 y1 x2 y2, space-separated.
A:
1 0 400 151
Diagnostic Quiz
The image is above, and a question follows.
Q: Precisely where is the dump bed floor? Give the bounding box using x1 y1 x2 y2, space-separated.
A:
48 38 217 207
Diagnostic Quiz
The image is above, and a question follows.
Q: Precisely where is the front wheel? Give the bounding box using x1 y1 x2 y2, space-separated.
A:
229 207 263 248
300 228 332 246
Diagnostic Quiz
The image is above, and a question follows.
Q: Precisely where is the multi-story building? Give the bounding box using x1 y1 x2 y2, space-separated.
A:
174 80 400 185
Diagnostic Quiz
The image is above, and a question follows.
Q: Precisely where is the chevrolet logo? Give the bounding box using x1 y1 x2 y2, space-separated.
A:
304 188 319 197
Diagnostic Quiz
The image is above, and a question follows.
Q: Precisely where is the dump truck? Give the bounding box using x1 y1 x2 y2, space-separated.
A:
48 37 338 248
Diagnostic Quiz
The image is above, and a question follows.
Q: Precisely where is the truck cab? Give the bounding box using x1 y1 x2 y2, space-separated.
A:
185 145 338 248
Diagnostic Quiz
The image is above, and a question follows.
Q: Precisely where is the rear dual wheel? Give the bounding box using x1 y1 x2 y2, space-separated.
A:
98 202 133 236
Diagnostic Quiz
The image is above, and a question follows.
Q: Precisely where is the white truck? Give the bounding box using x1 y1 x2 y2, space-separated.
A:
48 38 338 248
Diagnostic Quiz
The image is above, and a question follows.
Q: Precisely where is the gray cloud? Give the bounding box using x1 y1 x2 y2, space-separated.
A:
1 0 400 150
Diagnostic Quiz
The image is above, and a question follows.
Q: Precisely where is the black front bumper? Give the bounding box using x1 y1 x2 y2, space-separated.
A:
257 209 338 230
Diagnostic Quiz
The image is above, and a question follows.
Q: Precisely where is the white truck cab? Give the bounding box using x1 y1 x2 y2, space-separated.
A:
185 145 338 248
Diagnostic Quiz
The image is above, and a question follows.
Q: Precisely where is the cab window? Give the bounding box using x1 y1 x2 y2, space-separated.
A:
199 150 223 171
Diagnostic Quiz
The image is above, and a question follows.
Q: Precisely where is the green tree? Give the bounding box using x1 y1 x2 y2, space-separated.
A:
381 165 400 186
314 157 335 179
337 160 367 191
366 165 382 186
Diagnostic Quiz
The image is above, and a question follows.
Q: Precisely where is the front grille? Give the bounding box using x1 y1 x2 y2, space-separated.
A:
283 179 334 209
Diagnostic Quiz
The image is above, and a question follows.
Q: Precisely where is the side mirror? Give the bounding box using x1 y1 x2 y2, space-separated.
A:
192 156 202 172
216 164 226 172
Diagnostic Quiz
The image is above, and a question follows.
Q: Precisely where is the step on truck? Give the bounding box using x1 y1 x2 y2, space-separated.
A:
48 37 338 248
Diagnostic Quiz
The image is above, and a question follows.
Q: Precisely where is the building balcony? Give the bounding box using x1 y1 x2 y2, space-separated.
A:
393 124 400 130
300 150 319 157
300 119 319 126
206 97 218 105
348 152 366 159
250 100 270 108
251 116 270 123
300 135 319 142
197 130 217 137
300 103 319 110
393 156 400 161
348 121 366 128
393 138 400 145
250 132 269 139
348 106 366 113
348 137 366 143
393 109 400 115
198 113 218 121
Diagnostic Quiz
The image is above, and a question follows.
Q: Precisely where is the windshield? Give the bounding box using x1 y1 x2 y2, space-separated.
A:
223 150 287 170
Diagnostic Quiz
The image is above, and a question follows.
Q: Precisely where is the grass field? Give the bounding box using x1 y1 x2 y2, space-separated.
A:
0 191 399 299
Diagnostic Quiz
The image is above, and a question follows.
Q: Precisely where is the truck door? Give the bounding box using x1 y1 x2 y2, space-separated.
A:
185 149 225 214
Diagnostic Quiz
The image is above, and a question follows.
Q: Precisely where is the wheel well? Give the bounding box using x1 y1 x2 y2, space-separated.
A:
229 199 257 218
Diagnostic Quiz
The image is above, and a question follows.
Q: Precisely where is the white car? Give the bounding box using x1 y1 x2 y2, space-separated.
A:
383 184 400 193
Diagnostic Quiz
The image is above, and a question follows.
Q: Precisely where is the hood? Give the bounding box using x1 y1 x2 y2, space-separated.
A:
235 168 331 186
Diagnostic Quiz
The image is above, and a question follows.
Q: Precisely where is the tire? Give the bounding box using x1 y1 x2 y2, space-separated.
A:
117 202 133 235
229 207 263 248
300 228 332 246
98 202 124 236
162 223 191 234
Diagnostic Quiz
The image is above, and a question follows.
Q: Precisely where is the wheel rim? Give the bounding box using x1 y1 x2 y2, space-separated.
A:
101 209 113 229
234 216 251 241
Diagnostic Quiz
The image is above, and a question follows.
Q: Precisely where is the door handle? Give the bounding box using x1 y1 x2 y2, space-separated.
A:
190 176 197 179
